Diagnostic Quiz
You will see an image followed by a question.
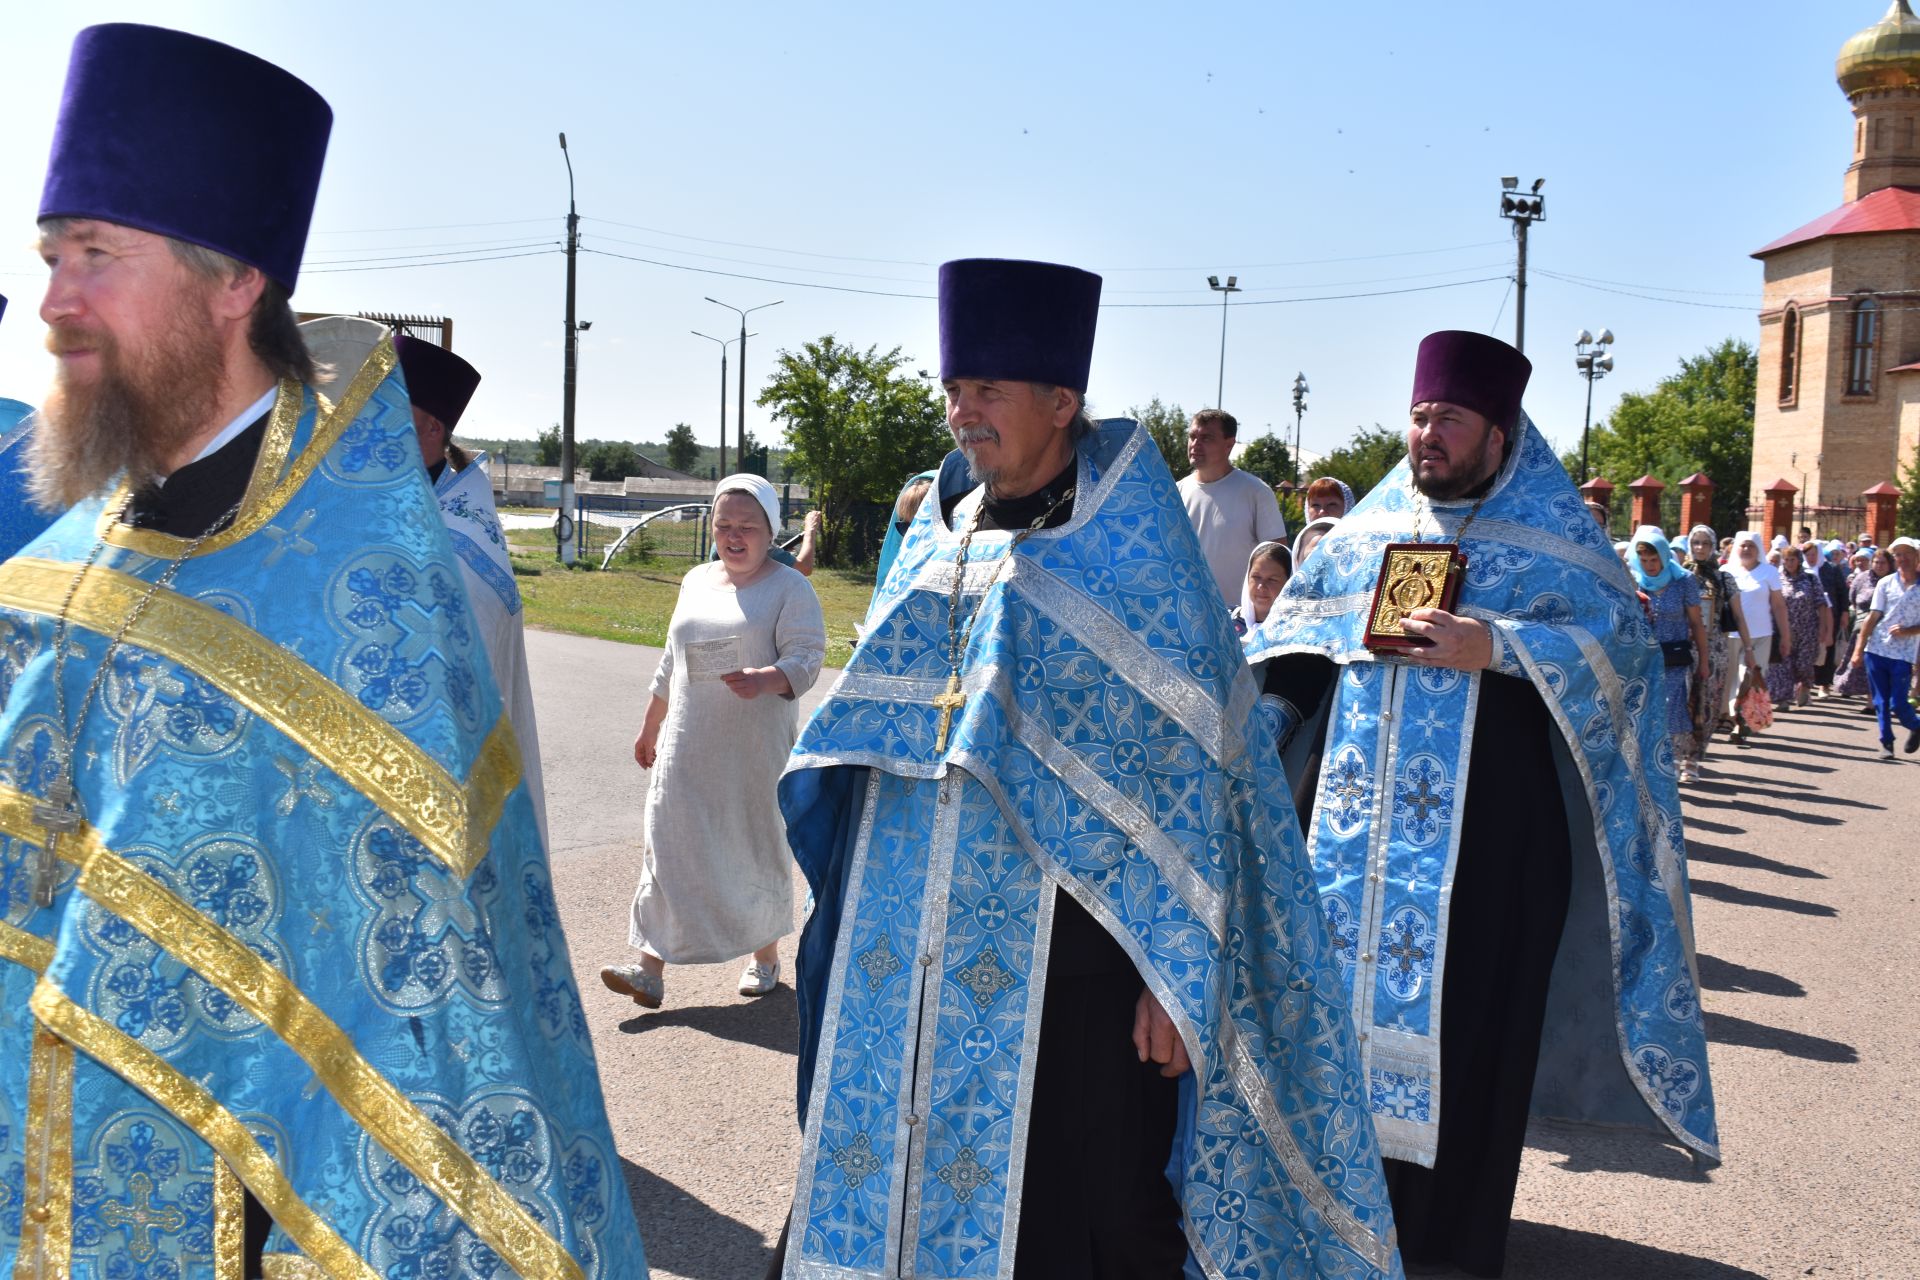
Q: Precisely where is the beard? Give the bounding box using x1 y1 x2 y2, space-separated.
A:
32 297 228 512
954 425 1001 488
1409 433 1501 501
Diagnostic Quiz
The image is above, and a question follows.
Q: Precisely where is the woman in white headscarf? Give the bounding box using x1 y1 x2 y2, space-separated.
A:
1291 516 1338 571
1728 530 1792 739
603 474 827 1008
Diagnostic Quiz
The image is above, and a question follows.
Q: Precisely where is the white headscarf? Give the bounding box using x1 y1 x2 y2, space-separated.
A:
1238 539 1292 624
1292 517 1339 569
714 472 781 533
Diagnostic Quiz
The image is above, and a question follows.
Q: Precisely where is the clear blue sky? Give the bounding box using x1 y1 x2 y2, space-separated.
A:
0 2 1867 464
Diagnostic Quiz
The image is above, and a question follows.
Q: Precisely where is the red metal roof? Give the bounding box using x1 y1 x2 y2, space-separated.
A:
1753 186 1920 257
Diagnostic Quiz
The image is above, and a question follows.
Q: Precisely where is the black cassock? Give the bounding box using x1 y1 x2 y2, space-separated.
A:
1268 657 1572 1279
769 464 1190 1279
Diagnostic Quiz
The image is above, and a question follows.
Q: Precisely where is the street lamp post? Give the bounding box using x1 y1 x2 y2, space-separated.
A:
1574 328 1615 483
1207 275 1241 408
692 331 753 477
1291 372 1309 486
1790 451 1823 532
705 297 782 476
1498 177 1546 354
557 132 584 564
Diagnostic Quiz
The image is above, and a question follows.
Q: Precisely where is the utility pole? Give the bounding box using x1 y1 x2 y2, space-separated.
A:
692 331 734 473
558 133 580 564
706 297 782 476
1207 275 1241 407
1498 177 1546 355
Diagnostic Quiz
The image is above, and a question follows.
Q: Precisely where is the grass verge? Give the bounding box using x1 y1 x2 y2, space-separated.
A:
511 547 871 668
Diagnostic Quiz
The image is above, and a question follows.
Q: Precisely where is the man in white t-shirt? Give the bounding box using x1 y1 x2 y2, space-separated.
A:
1176 408 1288 604
1850 535 1920 757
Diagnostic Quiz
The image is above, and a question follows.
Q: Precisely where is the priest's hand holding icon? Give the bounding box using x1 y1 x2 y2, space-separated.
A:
1133 987 1192 1078
1398 608 1494 671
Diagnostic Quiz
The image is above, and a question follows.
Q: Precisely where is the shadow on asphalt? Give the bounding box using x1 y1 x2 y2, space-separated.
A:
1523 1120 1708 1183
1681 814 1746 836
1695 952 1806 998
1680 794 1848 825
617 990 800 1054
623 1158 773 1279
1687 877 1836 917
1502 1221 1767 1278
1705 1010 1859 1064
1683 839 1827 880
1687 777 1880 809
1729 737 1860 765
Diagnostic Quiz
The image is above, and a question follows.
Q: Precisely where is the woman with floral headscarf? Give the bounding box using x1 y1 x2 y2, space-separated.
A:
1632 527 1710 781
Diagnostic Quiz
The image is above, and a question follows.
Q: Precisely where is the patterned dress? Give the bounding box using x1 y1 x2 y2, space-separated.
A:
1685 562 1735 754
1649 573 1703 735
1767 568 1826 704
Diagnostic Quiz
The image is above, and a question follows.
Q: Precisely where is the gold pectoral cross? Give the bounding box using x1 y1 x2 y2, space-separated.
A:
932 673 967 753
30 779 79 907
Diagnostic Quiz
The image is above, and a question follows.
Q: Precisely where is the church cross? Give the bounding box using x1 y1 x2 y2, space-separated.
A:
931 674 966 753
260 509 319 567
99 1172 188 1262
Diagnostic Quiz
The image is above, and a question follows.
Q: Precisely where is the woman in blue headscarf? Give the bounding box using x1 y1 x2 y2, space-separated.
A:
1633 526 1712 782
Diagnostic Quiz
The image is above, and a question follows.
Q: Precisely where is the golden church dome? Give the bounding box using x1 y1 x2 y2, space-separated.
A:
1839 0 1920 97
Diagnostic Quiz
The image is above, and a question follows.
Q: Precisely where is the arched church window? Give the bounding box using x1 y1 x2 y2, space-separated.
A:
1846 298 1880 397
1780 306 1800 404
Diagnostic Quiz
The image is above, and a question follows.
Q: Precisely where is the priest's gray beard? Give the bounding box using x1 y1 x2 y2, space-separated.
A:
30 308 227 512
955 425 1000 488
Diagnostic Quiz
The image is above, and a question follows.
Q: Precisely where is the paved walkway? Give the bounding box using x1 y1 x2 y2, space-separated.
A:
528 629 1919 1279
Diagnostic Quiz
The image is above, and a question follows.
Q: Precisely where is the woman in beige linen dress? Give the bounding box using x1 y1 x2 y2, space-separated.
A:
600 474 826 1007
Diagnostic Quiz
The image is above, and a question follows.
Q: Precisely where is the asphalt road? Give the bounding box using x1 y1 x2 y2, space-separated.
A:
528 627 1919 1280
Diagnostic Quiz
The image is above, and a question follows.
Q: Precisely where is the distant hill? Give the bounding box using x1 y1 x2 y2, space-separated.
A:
459 436 793 483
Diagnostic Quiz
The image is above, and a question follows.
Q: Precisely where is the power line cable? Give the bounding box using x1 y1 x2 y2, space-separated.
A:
302 241 557 267
1102 276 1510 309
1489 275 1516 332
309 216 554 236
1532 269 1756 311
303 248 558 274
305 233 567 258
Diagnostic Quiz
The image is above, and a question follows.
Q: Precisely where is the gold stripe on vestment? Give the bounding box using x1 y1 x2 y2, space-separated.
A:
261 1257 330 1279
0 792 585 1280
102 336 398 559
14 1025 73 1280
214 1158 245 1280
27 982 380 1280
0 557 519 879
0 919 53 974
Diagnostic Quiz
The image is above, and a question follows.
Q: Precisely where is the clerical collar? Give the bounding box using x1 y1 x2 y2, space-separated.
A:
427 458 448 485
173 384 278 478
126 412 271 537
973 456 1078 533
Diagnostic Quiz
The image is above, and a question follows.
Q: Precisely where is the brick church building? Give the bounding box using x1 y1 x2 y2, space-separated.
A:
1751 1 1920 544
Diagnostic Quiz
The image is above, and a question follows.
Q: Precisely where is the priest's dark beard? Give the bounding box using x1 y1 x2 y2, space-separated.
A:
1409 437 1501 501
32 311 227 511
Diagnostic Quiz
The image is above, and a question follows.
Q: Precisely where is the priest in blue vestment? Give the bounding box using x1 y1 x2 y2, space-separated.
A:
1245 331 1718 1278
393 333 548 846
0 293 58 559
0 25 646 1278
772 258 1401 1280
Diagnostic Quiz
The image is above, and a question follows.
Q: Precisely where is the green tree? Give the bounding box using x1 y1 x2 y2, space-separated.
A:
1899 442 1920 538
585 440 640 482
1128 397 1191 481
1562 338 1756 534
737 428 771 478
535 423 561 467
664 422 700 473
1316 425 1408 500
761 336 950 565
1234 433 1295 489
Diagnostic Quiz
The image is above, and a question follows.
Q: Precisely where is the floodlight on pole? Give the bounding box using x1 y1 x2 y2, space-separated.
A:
1497 175 1546 354
1574 326 1615 483
1207 274 1241 408
1291 371 1309 487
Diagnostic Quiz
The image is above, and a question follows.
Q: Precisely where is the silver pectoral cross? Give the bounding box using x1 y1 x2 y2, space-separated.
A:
30 779 79 907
